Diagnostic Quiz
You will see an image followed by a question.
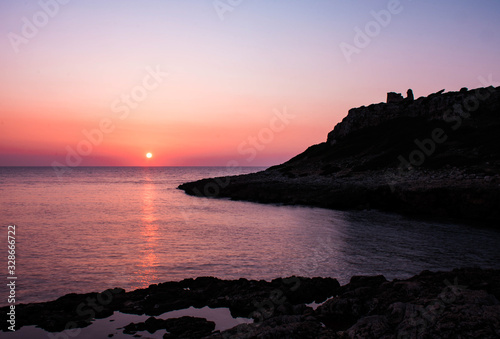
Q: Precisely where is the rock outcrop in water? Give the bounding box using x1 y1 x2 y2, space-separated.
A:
179 86 500 225
1 268 499 338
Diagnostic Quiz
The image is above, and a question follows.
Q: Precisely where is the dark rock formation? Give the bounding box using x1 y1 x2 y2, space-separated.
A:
387 92 404 103
179 86 500 225
207 314 329 338
316 268 500 338
406 88 414 101
0 276 339 333
123 316 215 337
210 268 500 338
327 86 497 142
2 269 499 338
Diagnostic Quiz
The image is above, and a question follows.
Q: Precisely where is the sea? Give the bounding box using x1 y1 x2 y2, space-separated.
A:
1 166 500 307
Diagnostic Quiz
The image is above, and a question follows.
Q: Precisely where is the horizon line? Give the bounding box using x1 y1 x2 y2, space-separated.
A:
0 165 269 168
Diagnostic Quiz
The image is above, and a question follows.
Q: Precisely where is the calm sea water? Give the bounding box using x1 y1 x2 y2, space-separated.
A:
1 166 500 306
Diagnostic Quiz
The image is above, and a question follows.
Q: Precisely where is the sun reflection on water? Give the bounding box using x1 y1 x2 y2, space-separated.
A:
133 170 159 289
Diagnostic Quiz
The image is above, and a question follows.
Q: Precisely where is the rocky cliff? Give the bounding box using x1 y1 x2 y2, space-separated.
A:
327 87 498 141
179 86 500 225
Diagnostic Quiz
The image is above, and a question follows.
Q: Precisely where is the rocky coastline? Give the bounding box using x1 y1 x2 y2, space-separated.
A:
179 86 500 225
1 268 499 338
4 87 500 338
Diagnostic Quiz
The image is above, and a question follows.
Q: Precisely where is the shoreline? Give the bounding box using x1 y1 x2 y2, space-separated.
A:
179 86 500 226
2 268 499 338
178 168 500 227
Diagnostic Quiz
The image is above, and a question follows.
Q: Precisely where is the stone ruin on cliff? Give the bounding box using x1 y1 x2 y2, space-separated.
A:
387 89 414 103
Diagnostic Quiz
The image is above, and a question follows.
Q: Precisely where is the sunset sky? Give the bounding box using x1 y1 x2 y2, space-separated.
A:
1 0 500 167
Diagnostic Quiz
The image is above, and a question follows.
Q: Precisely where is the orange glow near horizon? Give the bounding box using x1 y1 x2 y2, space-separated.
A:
1 1 500 166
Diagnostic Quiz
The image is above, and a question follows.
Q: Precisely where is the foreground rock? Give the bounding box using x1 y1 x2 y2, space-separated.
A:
179 86 500 225
1 268 499 338
0 276 338 333
123 316 215 338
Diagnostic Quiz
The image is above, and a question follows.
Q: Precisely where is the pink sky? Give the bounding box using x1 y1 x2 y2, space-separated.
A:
1 1 499 166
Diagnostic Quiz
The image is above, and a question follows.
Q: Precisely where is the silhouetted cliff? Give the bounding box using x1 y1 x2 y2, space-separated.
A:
179 86 500 224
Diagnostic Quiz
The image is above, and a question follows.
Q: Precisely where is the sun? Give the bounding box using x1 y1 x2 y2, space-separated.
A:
146 152 153 159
